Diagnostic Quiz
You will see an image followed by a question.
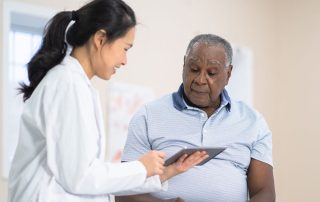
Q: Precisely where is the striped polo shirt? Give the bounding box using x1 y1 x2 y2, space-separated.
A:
122 85 273 202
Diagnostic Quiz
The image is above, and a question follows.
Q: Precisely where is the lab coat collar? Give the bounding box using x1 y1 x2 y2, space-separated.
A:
61 55 92 87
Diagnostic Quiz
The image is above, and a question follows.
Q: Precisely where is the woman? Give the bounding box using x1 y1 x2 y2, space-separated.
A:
8 0 208 201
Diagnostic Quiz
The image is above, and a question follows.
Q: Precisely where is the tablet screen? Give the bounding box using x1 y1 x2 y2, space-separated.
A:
164 147 226 166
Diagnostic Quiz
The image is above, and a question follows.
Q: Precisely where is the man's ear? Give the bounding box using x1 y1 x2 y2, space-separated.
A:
227 64 233 79
93 29 107 48
225 64 233 85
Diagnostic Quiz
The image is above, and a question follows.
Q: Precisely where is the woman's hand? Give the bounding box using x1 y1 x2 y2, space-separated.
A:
160 151 208 182
138 150 166 177
164 197 185 202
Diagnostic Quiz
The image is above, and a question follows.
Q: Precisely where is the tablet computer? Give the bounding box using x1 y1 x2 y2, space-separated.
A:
164 147 226 166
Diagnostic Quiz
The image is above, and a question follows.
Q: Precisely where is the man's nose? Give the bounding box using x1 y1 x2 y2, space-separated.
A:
195 72 207 85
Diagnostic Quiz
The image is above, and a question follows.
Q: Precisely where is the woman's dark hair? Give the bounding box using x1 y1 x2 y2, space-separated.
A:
19 0 136 101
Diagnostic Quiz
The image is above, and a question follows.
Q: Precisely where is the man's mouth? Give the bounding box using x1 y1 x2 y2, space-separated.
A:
191 87 209 94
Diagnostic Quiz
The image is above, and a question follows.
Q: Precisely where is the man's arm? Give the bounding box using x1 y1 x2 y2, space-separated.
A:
247 158 276 202
115 194 184 202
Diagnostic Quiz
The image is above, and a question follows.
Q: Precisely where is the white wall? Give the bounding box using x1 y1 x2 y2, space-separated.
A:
0 0 277 201
274 0 320 201
1 0 319 201
0 0 5 201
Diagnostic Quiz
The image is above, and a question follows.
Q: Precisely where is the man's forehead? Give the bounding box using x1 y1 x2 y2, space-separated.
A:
187 53 225 65
189 42 225 54
188 57 224 67
187 43 226 63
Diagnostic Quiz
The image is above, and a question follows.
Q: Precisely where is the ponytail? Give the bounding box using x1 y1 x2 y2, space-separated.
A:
19 11 73 101
19 0 136 102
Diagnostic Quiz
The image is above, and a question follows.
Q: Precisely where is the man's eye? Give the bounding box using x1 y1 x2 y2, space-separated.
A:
208 72 217 76
190 67 199 72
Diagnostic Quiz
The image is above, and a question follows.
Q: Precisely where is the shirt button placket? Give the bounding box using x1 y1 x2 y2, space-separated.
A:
201 112 208 144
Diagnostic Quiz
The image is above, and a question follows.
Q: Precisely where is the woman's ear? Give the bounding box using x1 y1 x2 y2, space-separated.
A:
93 29 107 49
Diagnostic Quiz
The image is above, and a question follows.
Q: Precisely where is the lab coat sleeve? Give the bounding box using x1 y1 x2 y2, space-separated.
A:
113 175 168 196
41 75 164 195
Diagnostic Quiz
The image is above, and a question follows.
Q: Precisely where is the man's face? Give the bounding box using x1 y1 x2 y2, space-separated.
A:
183 43 232 109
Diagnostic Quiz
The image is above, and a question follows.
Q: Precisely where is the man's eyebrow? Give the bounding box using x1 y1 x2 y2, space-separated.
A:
207 60 223 66
188 57 200 62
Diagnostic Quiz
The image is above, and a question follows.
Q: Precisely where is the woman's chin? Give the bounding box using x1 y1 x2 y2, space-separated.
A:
97 73 112 80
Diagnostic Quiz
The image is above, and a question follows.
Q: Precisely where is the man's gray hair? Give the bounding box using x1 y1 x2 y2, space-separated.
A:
185 34 233 66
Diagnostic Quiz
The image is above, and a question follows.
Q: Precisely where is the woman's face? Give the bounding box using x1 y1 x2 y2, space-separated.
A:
93 27 135 80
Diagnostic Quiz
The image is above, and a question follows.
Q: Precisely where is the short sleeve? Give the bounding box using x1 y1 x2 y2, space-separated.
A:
251 115 273 166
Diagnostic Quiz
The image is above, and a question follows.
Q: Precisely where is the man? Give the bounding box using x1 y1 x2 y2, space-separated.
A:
115 34 275 202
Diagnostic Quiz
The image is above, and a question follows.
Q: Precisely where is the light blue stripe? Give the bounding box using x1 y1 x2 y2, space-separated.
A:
122 87 272 202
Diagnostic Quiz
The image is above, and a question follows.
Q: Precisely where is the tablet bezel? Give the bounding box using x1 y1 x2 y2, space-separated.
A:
164 147 226 166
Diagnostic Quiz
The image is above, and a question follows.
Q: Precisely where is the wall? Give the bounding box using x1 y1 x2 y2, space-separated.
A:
2 0 318 201
0 0 4 201
0 0 276 201
0 1 89 200
274 0 320 201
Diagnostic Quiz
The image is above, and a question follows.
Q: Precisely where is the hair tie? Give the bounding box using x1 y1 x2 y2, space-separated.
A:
71 10 78 21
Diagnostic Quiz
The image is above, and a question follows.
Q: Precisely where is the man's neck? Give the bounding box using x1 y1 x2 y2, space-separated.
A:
182 91 221 117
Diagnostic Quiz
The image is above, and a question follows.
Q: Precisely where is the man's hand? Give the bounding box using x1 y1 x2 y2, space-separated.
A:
160 151 208 182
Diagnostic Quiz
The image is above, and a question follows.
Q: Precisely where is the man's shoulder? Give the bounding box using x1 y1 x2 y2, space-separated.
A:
130 93 175 122
145 93 174 109
230 99 263 119
133 93 175 117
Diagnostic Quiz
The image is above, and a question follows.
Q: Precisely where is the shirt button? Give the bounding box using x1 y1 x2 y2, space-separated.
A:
201 113 205 117
203 129 207 133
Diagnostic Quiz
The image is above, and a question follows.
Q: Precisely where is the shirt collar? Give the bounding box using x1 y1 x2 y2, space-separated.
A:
172 84 231 112
61 55 92 86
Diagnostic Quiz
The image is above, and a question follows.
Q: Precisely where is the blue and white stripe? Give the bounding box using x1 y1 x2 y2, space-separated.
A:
122 85 272 202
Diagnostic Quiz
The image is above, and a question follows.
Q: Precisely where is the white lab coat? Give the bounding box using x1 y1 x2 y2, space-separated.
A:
8 55 167 202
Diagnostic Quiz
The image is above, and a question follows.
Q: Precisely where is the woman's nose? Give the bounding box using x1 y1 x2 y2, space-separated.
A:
121 54 127 66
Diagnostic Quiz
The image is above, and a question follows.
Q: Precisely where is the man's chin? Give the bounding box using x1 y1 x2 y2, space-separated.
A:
189 99 209 108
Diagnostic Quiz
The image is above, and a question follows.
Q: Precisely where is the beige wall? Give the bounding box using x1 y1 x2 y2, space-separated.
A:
0 1 4 202
274 0 320 201
1 0 319 201
0 1 88 201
